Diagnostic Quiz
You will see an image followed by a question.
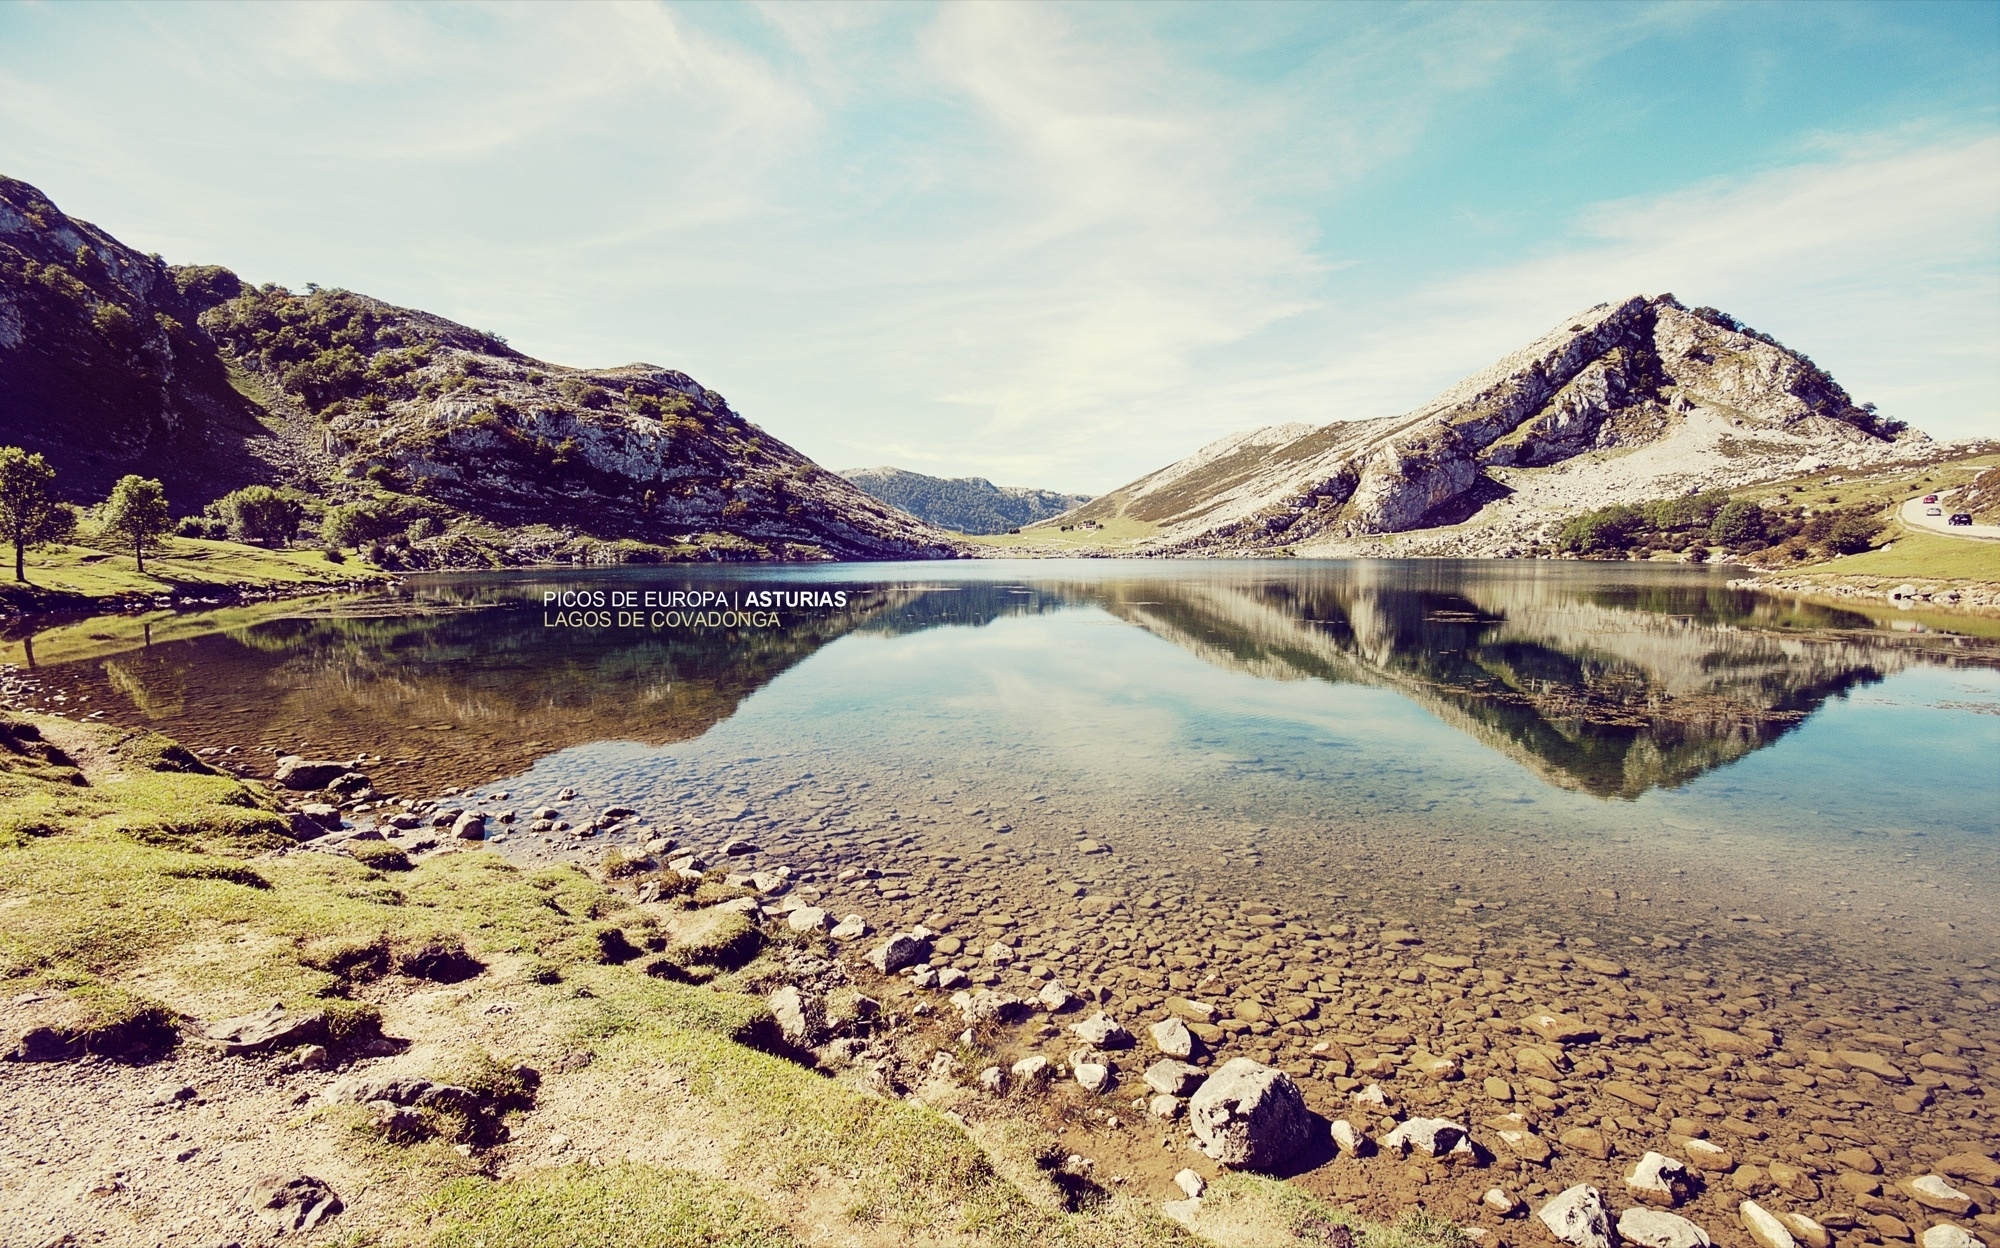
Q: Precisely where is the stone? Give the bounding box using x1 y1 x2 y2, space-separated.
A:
1521 1012 1597 1045
1484 1188 1524 1216
1537 1185 1614 1248
1163 1198 1202 1227
1074 1060 1112 1093
1559 1126 1611 1161
1383 1117 1469 1159
1768 1162 1820 1200
787 907 832 933
1618 1209 1713 1248
1679 1137 1735 1172
719 838 759 855
1603 1080 1658 1111
1037 980 1077 1013
829 915 869 941
978 1065 1004 1092
1627 1152 1693 1207
1485 1076 1514 1101
1943 1154 2000 1186
1069 1012 1134 1048
1740 1202 1797 1248
273 758 351 790
1330 1118 1364 1155
936 967 970 990
1492 1114 1552 1164
1150 1017 1196 1058
1144 1059 1204 1097
1905 1177 1977 1216
247 1174 343 1232
769 985 820 1046
1779 1213 1831 1248
951 990 1027 1026
148 1082 196 1107
1166 998 1216 1023
1011 1055 1051 1086
1833 1049 1908 1083
1693 1026 1767 1056
1187 1058 1313 1171
867 932 931 974
1408 1049 1461 1081
1922 1227 1986 1248
204 1004 327 1054
1150 1094 1182 1120
1175 1168 1206 1200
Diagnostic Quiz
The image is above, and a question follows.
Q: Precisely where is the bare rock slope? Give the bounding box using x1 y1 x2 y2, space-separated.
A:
1066 295 1935 556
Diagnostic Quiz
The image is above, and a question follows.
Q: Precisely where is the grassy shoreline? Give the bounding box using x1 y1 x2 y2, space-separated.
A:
0 708 1464 1247
0 535 390 617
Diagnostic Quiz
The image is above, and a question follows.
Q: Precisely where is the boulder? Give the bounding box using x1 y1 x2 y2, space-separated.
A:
768 985 821 1046
1922 1227 1986 1248
867 932 932 974
1144 1059 1204 1097
1068 1012 1134 1048
1383 1117 1470 1159
247 1174 342 1232
829 915 869 941
1627 1151 1694 1207
273 757 351 791
787 907 831 933
1010 1055 1051 1086
1150 1017 1196 1058
1537 1185 1614 1248
951 990 1027 1026
1619 1209 1713 1248
204 1004 327 1054
451 811 486 840
1187 1057 1313 1171
1073 1059 1112 1093
1036 980 1078 1012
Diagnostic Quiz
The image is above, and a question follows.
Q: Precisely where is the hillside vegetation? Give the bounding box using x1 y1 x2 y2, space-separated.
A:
0 174 957 569
841 466 1091 535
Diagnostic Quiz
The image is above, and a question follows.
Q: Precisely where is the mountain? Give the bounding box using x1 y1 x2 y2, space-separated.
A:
0 175 956 564
1062 294 1937 556
839 466 1091 534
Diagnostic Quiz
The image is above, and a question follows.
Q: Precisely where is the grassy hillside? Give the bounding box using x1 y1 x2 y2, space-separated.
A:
0 710 1463 1247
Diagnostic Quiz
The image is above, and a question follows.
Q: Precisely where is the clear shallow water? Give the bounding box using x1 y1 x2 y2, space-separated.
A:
6 559 1997 969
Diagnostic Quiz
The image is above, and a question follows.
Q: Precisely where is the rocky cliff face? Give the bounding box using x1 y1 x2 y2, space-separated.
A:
1067 295 1933 556
0 174 956 563
840 466 1090 534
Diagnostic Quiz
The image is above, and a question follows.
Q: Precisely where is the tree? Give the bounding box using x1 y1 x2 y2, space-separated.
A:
216 485 305 546
1558 504 1643 555
103 475 172 574
1707 500 1768 551
0 447 77 582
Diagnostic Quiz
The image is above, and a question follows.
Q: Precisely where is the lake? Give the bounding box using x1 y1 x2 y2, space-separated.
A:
5 559 1997 1190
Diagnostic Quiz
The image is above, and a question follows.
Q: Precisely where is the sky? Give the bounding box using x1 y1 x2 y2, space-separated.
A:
1 1 1996 494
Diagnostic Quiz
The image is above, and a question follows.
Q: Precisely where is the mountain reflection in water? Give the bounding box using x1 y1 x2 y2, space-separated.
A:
3 561 1993 801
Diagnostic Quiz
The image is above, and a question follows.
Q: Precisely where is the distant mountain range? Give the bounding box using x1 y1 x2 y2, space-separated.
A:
1059 294 1939 557
0 175 955 564
839 466 1090 534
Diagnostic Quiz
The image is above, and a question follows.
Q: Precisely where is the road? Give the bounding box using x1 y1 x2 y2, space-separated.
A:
1899 495 2000 541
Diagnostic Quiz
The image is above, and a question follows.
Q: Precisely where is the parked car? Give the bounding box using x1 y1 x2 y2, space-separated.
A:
1927 507 1944 516
1923 494 1939 504
1950 512 1974 526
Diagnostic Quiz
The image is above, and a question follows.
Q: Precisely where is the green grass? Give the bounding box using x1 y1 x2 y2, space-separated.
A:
2 535 386 604
426 1165 800 1248
1819 525 2000 581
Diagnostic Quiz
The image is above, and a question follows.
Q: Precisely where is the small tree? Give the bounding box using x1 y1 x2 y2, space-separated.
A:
102 475 172 574
1707 500 1768 551
0 447 77 582
217 485 305 546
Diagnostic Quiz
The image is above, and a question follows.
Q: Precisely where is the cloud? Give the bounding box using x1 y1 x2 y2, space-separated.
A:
1301 131 2000 443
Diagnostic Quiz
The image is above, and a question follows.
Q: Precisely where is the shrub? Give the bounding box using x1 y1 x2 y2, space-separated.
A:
216 485 307 546
1557 504 1643 555
1707 500 1768 550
